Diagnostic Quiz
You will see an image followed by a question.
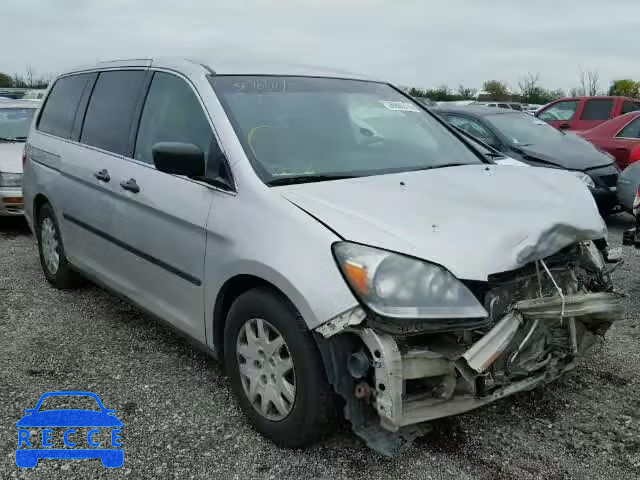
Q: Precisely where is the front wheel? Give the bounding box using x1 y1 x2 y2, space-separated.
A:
224 288 335 448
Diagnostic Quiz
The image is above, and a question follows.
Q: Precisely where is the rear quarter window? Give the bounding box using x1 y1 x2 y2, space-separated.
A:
38 74 91 139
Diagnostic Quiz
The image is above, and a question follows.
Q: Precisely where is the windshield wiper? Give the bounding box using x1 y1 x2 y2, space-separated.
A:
0 136 27 142
484 152 505 158
267 174 357 186
408 163 470 172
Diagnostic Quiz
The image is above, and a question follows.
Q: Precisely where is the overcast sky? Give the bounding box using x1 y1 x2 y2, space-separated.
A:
3 0 639 92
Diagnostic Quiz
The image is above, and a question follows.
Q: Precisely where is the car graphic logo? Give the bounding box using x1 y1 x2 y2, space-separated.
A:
15 391 123 468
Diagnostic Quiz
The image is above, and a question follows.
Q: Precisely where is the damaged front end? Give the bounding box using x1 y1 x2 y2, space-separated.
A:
316 241 622 456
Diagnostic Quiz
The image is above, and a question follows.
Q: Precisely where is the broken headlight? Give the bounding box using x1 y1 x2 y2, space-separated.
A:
332 242 488 320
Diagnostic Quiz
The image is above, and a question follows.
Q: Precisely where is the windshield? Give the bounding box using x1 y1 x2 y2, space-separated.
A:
485 112 562 146
0 107 36 140
210 76 482 184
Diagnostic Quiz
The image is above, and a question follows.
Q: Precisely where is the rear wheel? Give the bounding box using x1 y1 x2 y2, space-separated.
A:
36 203 83 289
224 288 335 447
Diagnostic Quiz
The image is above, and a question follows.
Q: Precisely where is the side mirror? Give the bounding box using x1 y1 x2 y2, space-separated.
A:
152 142 205 178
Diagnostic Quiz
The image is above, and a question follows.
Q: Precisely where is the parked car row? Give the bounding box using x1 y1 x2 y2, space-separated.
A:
431 92 640 216
13 58 622 455
536 95 640 131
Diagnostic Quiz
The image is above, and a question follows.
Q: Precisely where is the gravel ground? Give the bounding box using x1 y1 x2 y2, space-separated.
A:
1 214 639 479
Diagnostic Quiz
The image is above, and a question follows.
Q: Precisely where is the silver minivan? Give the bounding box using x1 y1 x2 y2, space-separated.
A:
23 58 620 454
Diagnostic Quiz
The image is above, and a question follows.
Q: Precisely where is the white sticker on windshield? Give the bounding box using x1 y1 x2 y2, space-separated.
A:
380 101 420 112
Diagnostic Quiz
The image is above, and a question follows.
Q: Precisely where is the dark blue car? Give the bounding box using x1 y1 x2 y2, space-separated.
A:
15 391 123 468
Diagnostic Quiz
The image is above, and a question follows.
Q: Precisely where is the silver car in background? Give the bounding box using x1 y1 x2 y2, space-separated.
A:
0 100 37 215
23 58 621 455
617 161 640 212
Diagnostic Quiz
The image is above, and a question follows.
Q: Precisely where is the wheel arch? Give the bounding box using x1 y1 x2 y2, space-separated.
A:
33 193 50 225
212 274 294 356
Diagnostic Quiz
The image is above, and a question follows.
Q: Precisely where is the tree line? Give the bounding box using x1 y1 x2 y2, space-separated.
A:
0 68 53 89
3 66 640 101
409 70 640 104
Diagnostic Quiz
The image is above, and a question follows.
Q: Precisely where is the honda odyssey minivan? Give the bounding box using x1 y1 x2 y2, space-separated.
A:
23 58 621 455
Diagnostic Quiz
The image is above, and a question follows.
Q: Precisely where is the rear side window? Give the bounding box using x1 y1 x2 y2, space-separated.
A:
80 70 147 155
38 74 90 138
617 117 640 139
538 100 578 122
134 72 213 165
580 99 614 120
622 101 640 114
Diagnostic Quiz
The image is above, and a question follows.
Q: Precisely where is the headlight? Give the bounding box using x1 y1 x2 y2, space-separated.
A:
332 242 487 320
0 172 22 187
573 171 595 189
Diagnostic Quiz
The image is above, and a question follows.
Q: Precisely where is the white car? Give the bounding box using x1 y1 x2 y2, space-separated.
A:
0 100 37 215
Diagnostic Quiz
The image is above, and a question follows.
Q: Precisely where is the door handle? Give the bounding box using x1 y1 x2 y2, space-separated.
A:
94 169 110 182
119 178 140 193
558 123 571 130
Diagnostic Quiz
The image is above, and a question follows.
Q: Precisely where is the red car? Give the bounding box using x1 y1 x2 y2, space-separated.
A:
536 96 640 132
578 111 640 169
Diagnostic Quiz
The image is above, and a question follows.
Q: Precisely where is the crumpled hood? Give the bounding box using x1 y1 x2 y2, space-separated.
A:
277 165 606 281
0 142 24 173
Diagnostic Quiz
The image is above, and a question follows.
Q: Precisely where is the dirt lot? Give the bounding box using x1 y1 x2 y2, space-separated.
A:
1 215 639 479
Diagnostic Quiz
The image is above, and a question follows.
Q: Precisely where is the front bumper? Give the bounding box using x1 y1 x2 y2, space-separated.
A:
359 292 619 431
0 187 24 216
317 243 621 455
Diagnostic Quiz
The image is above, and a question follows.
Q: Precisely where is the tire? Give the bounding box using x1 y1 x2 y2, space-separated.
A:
224 287 335 448
36 203 83 289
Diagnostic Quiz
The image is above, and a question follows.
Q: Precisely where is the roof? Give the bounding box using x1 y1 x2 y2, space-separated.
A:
555 95 638 102
433 105 519 117
0 99 39 109
62 57 376 82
